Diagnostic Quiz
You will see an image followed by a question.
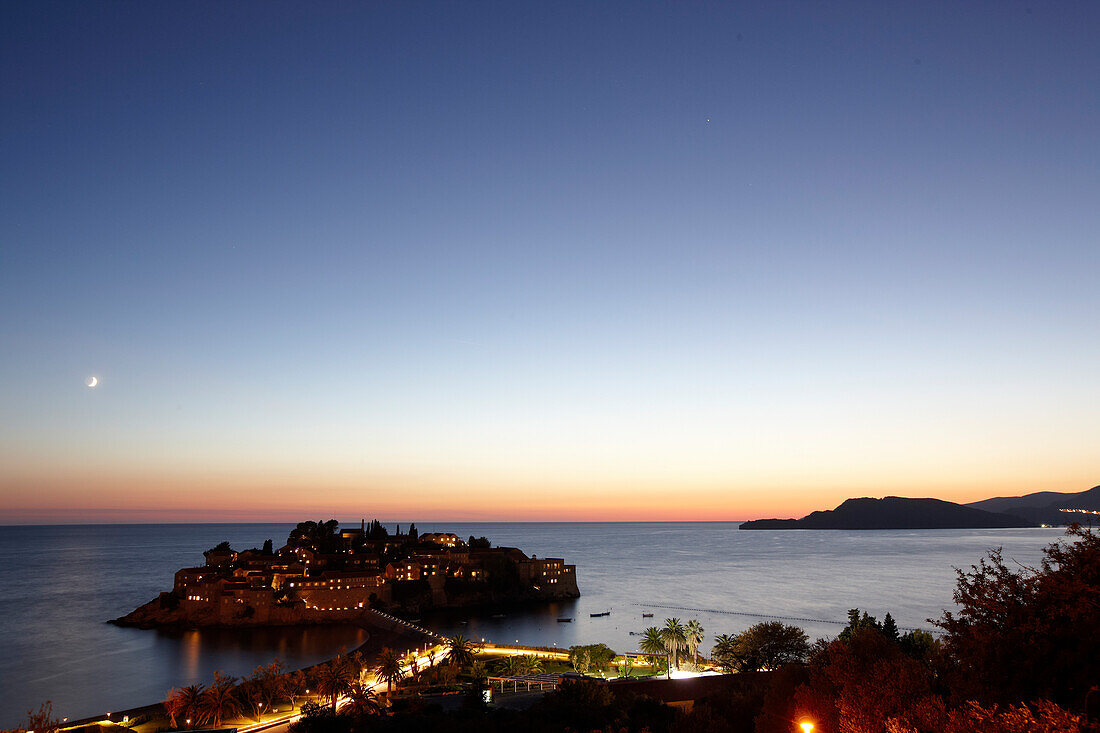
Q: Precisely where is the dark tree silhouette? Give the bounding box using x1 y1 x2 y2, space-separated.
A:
314 655 355 712
15 702 61 733
197 671 239 728
374 648 405 693
713 621 809 672
286 520 341 553
936 523 1100 708
443 635 479 668
881 612 900 641
366 519 389 540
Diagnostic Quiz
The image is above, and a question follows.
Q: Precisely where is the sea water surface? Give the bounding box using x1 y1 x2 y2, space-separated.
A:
0 522 1063 724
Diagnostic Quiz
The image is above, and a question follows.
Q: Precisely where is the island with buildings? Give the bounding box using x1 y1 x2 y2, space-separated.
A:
113 519 579 628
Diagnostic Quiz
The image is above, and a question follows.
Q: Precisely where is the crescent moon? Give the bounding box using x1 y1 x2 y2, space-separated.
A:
86 376 98 388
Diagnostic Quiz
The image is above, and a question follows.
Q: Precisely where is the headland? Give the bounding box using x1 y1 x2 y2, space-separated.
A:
739 496 1036 530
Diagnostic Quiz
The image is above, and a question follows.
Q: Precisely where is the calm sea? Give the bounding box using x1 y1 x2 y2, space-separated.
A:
0 522 1063 725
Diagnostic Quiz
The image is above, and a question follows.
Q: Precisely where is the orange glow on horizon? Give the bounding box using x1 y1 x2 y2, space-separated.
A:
1 462 1095 524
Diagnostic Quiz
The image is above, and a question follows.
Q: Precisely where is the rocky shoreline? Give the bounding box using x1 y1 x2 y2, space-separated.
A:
110 588 577 630
111 593 382 629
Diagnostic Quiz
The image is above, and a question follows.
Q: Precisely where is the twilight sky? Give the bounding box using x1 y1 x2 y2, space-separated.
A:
1 1 1098 523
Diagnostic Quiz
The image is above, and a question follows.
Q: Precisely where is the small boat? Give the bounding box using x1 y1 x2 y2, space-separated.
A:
642 613 653 618
557 617 573 622
590 611 611 617
491 613 506 618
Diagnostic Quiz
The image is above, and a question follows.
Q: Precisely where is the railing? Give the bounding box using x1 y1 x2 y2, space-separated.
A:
482 642 566 655
486 675 562 694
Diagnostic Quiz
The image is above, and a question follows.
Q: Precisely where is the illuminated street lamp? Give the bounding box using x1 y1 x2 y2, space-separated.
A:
799 720 815 733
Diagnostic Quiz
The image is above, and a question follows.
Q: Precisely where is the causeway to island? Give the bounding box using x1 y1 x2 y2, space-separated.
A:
113 519 580 628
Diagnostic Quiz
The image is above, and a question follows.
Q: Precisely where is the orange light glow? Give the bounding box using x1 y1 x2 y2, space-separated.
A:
1 452 1097 522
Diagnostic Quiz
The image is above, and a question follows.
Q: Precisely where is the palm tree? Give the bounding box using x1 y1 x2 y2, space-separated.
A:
315 656 356 712
661 618 688 670
712 633 735 654
711 633 737 673
495 655 517 676
197 672 240 728
343 682 382 717
172 684 205 727
498 654 539 676
685 619 705 667
520 655 544 675
374 647 405 694
639 627 667 676
443 635 479 669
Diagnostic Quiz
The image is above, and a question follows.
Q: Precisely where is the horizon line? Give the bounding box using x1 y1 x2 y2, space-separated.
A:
0 518 760 528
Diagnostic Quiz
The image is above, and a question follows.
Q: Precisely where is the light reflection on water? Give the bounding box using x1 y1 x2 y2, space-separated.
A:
0 523 365 725
0 522 1062 725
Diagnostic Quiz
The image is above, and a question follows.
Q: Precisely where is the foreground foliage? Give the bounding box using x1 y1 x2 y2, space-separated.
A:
567 643 616 674
2 702 61 733
754 525 1099 732
936 523 1100 708
291 678 676 733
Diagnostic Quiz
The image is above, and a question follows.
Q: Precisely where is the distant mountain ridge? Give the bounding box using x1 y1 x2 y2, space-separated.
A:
965 485 1100 525
740 496 1034 530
